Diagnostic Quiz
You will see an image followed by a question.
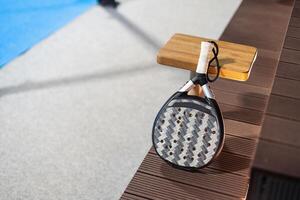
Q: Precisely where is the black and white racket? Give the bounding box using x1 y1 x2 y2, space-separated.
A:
152 41 224 170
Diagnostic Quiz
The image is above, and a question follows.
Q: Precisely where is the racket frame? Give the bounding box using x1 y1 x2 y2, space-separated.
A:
152 41 225 170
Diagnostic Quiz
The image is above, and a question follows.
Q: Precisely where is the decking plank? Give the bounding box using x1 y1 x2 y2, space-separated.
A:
272 77 300 99
284 37 300 50
125 172 238 200
223 135 257 158
211 79 271 98
214 88 267 111
138 153 248 198
281 48 300 64
209 151 252 177
276 61 300 81
121 193 149 200
267 94 300 121
287 26 300 38
251 62 277 75
260 115 300 148
253 140 300 178
220 103 264 125
240 70 275 88
254 53 280 68
290 17 300 27
292 7 300 18
222 119 260 139
220 0 292 51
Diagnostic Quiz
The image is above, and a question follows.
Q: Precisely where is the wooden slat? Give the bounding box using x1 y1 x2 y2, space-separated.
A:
220 0 293 51
220 103 264 125
250 62 277 75
209 151 252 177
267 94 300 121
281 48 300 64
276 61 300 81
290 17 300 27
240 54 278 89
247 50 279 69
157 33 257 81
192 88 266 125
138 153 249 198
121 193 149 200
253 140 300 179
254 51 280 67
287 26 300 38
260 115 300 148
223 135 257 158
240 69 275 88
185 87 267 114
222 119 260 139
211 79 271 98
125 172 238 200
284 37 300 50
214 88 267 111
272 77 300 99
292 7 300 18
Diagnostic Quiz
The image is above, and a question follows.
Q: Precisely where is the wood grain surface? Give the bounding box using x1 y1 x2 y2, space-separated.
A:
157 33 257 81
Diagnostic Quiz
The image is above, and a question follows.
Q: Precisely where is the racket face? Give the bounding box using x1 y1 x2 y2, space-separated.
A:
152 94 224 169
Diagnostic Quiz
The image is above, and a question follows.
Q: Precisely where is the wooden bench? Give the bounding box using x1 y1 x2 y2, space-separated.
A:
120 0 296 199
157 33 257 81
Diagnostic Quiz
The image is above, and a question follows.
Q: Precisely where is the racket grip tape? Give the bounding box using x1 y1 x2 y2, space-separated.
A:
196 42 213 74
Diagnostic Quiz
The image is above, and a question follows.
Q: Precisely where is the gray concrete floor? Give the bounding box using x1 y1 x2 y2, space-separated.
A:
0 0 241 199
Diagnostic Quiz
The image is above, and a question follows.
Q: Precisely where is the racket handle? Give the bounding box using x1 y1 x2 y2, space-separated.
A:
196 42 213 74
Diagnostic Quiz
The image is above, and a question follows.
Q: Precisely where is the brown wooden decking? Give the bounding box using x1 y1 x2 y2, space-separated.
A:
120 0 295 199
246 2 300 198
251 0 300 179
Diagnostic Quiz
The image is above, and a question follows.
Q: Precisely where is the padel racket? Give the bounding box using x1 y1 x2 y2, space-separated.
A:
152 41 224 170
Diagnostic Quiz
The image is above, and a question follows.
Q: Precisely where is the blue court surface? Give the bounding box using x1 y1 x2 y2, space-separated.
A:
0 0 96 68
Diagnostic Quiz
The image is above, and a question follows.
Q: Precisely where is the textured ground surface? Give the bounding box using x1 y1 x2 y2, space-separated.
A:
0 0 241 199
